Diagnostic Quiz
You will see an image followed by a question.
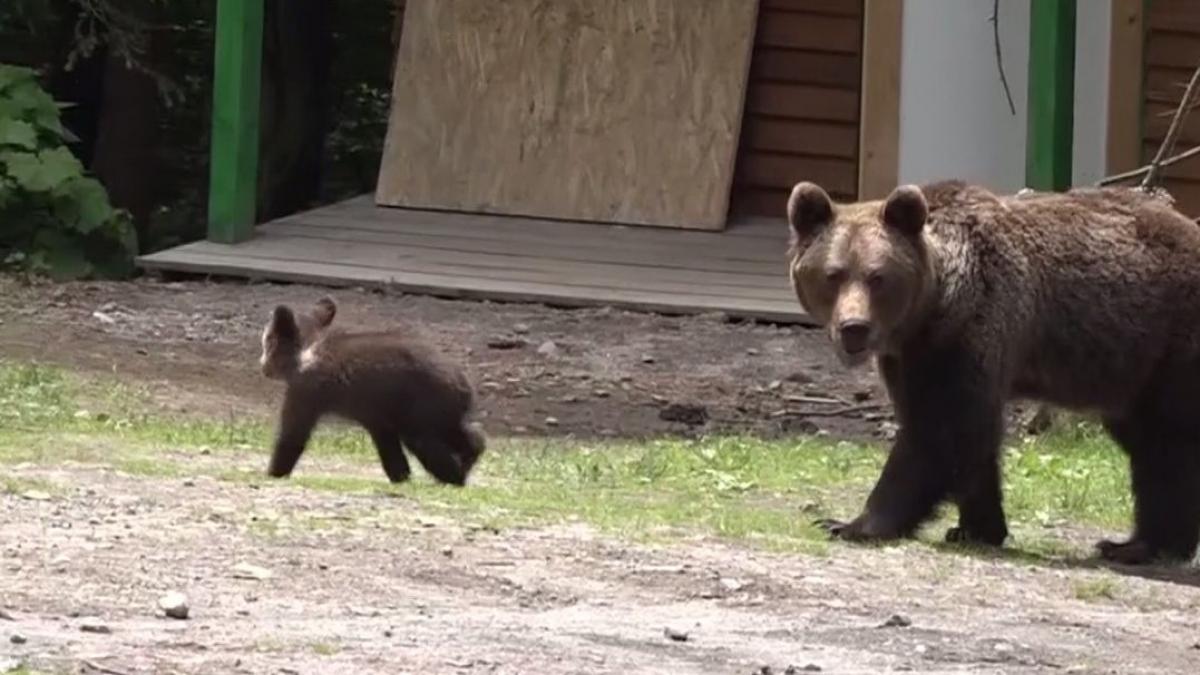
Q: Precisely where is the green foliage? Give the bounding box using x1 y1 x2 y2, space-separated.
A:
0 63 137 280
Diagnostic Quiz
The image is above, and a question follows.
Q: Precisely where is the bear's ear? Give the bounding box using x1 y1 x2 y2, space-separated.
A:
881 184 928 236
269 305 299 341
787 181 835 237
312 296 337 328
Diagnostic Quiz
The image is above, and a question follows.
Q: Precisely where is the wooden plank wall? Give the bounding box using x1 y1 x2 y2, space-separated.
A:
730 0 865 218
1143 0 1200 216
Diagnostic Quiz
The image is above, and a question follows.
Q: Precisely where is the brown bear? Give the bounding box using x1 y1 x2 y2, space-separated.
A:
786 178 1200 565
259 297 486 486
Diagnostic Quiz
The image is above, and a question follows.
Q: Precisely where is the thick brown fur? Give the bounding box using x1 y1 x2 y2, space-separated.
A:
259 297 486 486
787 179 1200 565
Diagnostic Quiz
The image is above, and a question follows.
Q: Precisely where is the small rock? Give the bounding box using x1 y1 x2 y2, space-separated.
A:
9 633 26 644
663 626 689 642
182 478 196 487
659 403 708 426
592 389 611 398
0 609 14 621
719 577 749 593
640 354 656 364
766 380 783 391
785 371 814 384
441 547 453 558
544 416 560 428
877 421 899 441
486 337 526 350
231 563 273 581
852 390 873 402
513 323 531 335
92 310 116 324
880 613 912 628
79 617 111 634
536 340 560 357
158 592 190 620
746 348 760 356
19 490 51 502
798 666 823 673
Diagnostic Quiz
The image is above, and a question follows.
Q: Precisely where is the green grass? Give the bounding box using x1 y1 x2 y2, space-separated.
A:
1072 576 1121 602
0 359 1135 556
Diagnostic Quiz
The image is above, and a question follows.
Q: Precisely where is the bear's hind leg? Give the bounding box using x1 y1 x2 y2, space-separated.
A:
367 426 412 484
1100 412 1200 565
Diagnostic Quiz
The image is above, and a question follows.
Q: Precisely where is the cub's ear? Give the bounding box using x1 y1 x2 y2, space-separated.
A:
787 182 835 237
881 184 928 236
269 305 299 340
312 296 337 328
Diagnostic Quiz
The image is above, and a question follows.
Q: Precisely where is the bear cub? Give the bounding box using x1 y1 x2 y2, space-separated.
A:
259 296 485 486
787 179 1200 565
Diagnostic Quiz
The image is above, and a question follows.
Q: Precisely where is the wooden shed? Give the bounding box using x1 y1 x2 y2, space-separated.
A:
139 0 1080 324
1137 0 1200 216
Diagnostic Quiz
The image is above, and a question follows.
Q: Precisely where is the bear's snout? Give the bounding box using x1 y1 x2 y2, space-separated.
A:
838 319 872 354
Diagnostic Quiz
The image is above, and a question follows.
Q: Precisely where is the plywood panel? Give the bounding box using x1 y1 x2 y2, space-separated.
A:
375 0 760 231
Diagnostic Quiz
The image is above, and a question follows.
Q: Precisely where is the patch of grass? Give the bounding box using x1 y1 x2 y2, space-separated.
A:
0 474 55 497
0 359 1137 556
1072 576 1121 602
310 642 341 656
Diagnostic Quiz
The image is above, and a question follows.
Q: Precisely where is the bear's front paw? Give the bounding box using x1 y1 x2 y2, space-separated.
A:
1096 538 1176 566
814 516 888 542
944 525 1008 547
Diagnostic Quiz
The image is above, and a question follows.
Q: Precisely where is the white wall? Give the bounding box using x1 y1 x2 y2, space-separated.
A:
897 0 1030 192
1072 1 1112 186
894 0 1112 192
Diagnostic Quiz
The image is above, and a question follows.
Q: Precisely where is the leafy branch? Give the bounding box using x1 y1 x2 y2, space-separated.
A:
0 64 138 280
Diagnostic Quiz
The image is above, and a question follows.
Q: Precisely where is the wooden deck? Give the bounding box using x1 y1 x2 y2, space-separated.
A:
136 195 811 324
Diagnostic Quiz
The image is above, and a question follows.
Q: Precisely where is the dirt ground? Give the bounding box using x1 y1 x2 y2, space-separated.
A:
2 276 1200 674
0 276 1049 443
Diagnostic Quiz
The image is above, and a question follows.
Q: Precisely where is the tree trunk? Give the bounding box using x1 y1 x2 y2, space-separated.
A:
256 0 333 222
90 48 160 252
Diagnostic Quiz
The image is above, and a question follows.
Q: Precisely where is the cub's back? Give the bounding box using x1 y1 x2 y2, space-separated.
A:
302 329 475 427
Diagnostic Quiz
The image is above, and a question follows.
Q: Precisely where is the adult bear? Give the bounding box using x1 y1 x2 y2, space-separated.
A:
786 178 1200 565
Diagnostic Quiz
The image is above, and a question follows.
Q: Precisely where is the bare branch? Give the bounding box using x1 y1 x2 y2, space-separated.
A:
1142 64 1200 189
1096 144 1200 186
990 0 1017 116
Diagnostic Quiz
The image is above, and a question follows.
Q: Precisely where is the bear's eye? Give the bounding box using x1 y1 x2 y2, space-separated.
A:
866 271 886 290
825 268 846 284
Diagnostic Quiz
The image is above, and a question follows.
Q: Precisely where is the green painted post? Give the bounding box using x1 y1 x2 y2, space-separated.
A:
1026 0 1077 191
207 0 264 243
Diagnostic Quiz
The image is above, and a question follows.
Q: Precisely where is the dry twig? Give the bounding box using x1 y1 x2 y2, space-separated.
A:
1141 64 1200 189
1097 145 1200 186
83 661 133 675
990 0 1017 116
1095 62 1200 189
